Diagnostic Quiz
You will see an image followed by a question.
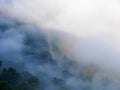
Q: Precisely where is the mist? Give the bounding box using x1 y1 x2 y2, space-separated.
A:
0 0 120 90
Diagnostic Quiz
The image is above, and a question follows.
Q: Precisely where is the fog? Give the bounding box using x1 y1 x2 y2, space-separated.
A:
1 0 120 37
0 0 120 90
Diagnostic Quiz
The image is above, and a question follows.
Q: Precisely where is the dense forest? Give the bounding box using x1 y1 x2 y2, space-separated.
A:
0 60 40 90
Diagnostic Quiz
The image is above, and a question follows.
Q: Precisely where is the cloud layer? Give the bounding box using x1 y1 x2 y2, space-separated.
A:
1 0 120 83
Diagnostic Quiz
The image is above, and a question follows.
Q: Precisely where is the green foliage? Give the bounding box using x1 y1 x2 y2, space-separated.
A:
0 81 11 90
0 61 2 68
27 76 40 89
59 86 68 90
0 60 40 90
0 67 20 84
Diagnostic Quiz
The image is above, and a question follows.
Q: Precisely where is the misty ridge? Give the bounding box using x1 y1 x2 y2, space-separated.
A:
1 0 120 90
0 12 120 90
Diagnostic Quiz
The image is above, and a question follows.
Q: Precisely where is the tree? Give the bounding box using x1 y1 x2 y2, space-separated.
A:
1 67 20 84
0 61 41 90
27 76 40 90
0 81 10 90
0 61 3 72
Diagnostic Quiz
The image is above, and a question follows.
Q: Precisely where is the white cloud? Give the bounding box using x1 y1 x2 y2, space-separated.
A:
1 0 120 76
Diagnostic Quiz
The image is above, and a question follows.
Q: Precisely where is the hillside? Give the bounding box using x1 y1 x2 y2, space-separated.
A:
0 14 120 90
